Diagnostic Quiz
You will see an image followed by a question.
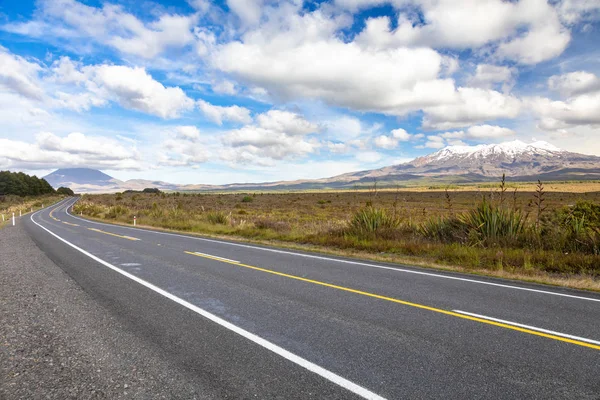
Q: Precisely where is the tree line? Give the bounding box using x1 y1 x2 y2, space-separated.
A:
0 171 55 196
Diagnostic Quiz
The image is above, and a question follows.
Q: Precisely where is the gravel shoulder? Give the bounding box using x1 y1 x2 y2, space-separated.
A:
0 223 206 399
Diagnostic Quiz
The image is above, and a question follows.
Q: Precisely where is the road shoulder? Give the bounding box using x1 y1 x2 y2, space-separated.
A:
0 223 205 399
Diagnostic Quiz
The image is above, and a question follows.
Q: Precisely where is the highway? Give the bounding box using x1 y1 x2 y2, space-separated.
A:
23 198 600 399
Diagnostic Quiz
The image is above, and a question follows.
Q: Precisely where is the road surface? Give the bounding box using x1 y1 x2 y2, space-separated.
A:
20 198 600 398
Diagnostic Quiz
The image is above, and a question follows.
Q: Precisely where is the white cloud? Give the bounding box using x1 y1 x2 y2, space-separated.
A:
4 0 198 59
0 47 44 100
157 126 211 167
465 125 516 139
355 151 382 163
422 87 521 130
197 99 252 125
220 110 320 165
0 131 141 170
256 110 318 135
48 58 195 118
227 0 264 26
211 10 458 117
555 0 600 24
548 71 600 97
468 64 516 92
94 65 194 118
353 0 571 65
530 93 600 131
496 22 570 65
373 128 415 149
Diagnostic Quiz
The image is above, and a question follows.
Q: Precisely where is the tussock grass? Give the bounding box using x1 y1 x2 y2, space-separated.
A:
72 181 600 290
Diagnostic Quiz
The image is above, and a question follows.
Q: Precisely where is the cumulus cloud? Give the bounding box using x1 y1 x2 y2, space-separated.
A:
197 99 252 125
220 110 319 165
422 88 521 130
548 71 600 97
353 0 571 64
0 132 141 170
48 58 195 118
0 47 44 100
211 10 459 117
373 128 416 149
3 0 198 58
155 125 214 167
468 64 516 92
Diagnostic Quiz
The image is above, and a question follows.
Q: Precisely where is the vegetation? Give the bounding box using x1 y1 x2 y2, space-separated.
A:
57 186 75 196
0 193 64 228
73 181 600 290
0 171 55 196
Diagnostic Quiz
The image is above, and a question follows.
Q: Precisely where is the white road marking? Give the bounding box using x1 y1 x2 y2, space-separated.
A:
121 263 142 267
30 208 386 400
453 310 600 345
62 199 600 303
194 251 239 264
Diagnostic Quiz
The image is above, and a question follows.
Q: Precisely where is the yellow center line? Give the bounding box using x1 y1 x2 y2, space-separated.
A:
185 251 600 351
62 221 79 227
88 228 140 241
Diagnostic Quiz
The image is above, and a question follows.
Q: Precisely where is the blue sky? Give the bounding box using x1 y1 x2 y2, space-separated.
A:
0 0 599 184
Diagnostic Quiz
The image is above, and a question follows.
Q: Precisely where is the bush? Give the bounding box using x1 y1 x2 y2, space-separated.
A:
57 187 75 196
206 211 228 224
106 205 130 219
419 199 526 246
241 195 253 203
457 199 527 246
348 207 400 236
254 218 291 232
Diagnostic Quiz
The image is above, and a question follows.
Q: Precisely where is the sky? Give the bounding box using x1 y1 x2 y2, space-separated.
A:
0 0 599 184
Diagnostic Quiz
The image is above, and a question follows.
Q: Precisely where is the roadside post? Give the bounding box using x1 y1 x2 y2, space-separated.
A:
12 213 15 226
134 216 137 226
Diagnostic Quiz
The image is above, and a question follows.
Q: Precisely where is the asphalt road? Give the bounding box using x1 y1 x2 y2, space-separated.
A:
20 198 600 399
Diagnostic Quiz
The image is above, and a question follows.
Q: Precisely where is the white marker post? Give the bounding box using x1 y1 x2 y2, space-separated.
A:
133 216 137 226
12 213 15 226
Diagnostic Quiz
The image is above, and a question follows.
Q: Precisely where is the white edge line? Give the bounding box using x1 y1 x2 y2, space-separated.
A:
194 251 239 264
453 310 600 345
63 198 600 303
30 207 385 400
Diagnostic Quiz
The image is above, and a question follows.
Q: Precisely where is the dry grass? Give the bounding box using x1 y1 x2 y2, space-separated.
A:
73 182 600 291
0 194 64 229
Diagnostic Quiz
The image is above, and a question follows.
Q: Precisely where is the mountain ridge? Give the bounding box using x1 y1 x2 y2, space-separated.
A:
43 141 600 193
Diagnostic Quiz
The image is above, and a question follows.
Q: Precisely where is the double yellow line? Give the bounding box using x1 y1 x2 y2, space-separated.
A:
185 251 600 351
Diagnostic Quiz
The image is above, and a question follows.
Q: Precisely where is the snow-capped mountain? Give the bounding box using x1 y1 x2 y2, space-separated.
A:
43 141 600 193
401 140 598 178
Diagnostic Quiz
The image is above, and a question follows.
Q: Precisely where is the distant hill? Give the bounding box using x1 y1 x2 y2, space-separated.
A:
42 141 600 193
43 168 122 189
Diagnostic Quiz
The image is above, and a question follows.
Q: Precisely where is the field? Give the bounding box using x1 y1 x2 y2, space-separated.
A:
74 181 600 291
0 194 64 228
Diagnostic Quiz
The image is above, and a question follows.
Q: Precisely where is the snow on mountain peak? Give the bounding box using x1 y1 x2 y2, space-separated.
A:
430 140 564 161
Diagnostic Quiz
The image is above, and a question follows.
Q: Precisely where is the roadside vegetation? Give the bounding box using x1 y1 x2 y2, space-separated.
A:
73 180 600 291
0 170 68 228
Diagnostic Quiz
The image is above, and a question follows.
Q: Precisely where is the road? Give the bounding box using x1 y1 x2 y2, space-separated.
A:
22 198 600 399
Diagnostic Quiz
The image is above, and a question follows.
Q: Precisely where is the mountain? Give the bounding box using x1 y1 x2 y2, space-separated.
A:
336 140 600 183
43 168 122 189
43 141 600 193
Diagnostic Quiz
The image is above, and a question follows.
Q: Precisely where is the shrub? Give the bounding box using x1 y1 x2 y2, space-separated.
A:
254 218 291 232
241 195 253 203
106 205 130 219
206 211 228 224
348 206 401 236
457 199 527 246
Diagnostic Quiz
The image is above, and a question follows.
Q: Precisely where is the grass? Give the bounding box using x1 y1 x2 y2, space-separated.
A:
0 194 65 229
73 181 600 291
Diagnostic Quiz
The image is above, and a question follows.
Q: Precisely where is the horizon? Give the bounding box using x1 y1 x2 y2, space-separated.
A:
1 1 600 185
